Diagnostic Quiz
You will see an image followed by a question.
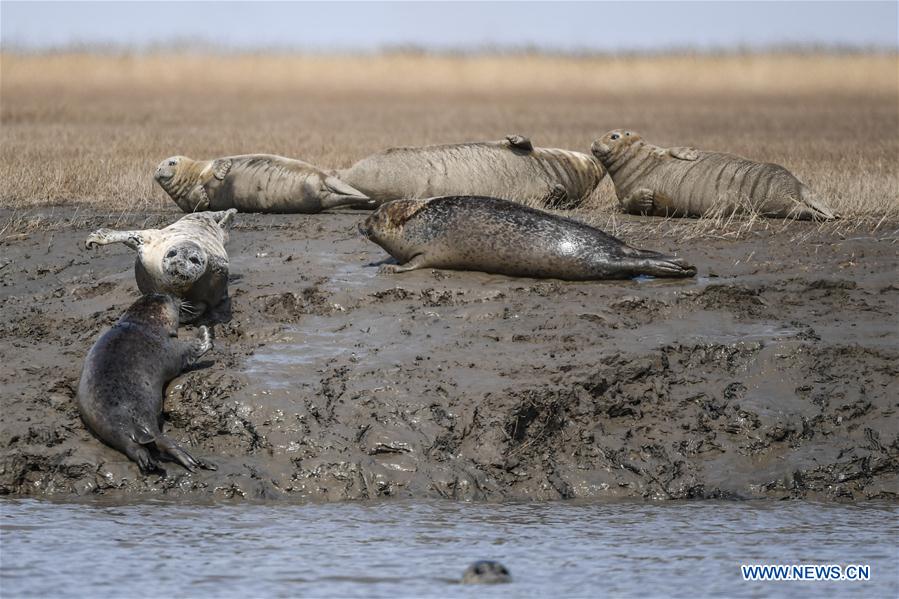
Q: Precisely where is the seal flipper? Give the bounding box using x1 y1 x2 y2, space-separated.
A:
668 147 700 161
542 184 571 209
505 134 534 151
154 434 217 472
211 158 232 180
321 176 374 209
795 186 837 221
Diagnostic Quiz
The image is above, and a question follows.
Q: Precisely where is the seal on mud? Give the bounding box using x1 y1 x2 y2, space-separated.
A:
591 129 836 220
461 561 512 584
154 154 371 213
359 196 696 279
85 210 236 321
76 294 217 474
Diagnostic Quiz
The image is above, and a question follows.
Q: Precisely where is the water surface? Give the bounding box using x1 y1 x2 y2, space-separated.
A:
1 499 896 598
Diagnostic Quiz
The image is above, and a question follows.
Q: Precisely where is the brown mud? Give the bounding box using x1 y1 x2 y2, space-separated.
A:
1 209 897 502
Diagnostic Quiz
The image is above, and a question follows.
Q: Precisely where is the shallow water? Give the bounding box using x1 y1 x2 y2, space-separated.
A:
1 499 896 598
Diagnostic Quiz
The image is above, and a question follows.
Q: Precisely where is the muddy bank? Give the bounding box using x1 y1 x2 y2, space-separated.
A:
1 209 897 502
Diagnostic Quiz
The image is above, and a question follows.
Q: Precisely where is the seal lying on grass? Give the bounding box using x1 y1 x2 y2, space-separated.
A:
76 294 216 474
155 154 371 213
338 135 605 209
359 196 696 279
86 210 236 322
591 129 836 220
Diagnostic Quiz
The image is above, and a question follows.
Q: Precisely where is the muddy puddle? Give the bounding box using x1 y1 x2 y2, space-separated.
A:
1 209 897 502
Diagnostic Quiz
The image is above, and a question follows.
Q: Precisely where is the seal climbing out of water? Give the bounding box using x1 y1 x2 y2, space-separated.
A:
359 196 696 279
76 294 216 474
85 210 235 322
154 154 371 213
591 129 836 220
461 561 512 584
338 135 605 209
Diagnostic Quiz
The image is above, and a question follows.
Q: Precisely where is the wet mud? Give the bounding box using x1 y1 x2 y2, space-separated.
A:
1 209 897 502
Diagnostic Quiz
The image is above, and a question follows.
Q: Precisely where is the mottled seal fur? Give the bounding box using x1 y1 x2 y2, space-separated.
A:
76 294 216 474
155 154 371 213
338 135 605 209
86 210 236 322
359 196 696 279
591 129 836 220
461 561 512 584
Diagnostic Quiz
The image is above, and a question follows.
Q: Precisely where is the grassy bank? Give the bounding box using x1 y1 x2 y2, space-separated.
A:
1 52 897 221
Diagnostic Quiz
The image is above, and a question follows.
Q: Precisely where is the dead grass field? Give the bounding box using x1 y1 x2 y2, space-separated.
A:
1 52 897 227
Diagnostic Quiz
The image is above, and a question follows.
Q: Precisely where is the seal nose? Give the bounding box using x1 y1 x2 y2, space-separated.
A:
357 221 371 238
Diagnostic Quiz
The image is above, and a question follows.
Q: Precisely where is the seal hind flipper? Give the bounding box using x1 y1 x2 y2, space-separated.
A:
154 434 217 472
321 175 373 209
211 158 232 180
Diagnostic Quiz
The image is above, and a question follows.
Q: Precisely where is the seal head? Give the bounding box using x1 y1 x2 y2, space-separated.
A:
154 155 211 212
461 561 511 584
358 199 427 263
590 129 641 163
162 241 207 286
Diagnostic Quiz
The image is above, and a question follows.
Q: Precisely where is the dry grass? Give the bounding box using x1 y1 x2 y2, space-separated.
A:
1 52 897 227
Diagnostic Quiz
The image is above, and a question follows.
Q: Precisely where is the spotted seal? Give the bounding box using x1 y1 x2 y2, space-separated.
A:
155 154 371 213
591 129 836 220
338 135 605 209
76 294 216 473
85 209 235 321
359 196 696 279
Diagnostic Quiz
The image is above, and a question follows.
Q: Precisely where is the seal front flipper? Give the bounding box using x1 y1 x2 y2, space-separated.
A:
85 228 147 250
505 134 534 152
206 208 237 230
180 326 212 367
620 188 656 215
542 184 570 209
379 254 430 274
184 185 210 212
668 147 700 161
211 158 232 180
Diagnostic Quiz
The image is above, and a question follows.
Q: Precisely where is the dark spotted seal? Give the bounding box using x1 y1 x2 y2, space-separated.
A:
461 561 512 584
338 135 605 209
359 196 696 279
155 154 371 213
85 210 235 321
76 294 216 473
591 129 836 220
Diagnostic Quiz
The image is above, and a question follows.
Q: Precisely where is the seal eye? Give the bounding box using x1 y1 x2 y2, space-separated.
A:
166 250 177 258
189 256 201 265
611 133 620 140
168 160 176 166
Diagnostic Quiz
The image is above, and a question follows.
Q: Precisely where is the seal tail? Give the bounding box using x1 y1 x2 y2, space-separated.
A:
321 175 375 210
